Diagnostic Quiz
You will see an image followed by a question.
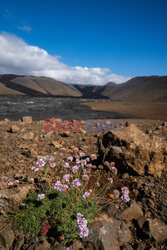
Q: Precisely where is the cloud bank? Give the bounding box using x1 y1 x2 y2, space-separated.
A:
0 32 130 85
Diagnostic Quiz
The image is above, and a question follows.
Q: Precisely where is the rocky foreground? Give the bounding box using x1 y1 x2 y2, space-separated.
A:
0 117 167 249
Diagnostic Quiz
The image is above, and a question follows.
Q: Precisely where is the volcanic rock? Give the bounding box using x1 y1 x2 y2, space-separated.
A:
99 124 167 177
34 237 50 250
84 214 132 249
10 185 31 203
13 233 24 250
0 224 15 248
138 217 167 242
147 219 167 242
118 201 143 221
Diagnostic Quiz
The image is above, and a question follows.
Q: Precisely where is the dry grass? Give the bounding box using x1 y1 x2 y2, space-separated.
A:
82 102 167 121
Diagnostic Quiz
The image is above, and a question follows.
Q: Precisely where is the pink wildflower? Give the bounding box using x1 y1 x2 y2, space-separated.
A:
72 165 79 174
72 179 81 188
36 158 46 167
40 224 50 236
37 194 45 200
82 192 90 200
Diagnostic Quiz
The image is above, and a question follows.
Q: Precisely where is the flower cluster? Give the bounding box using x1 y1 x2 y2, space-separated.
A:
64 162 70 169
76 159 81 164
82 192 90 200
31 166 39 172
79 152 85 158
67 156 73 162
63 174 70 182
37 194 45 200
72 179 81 188
50 161 56 168
76 213 89 238
113 189 120 198
82 169 87 174
40 224 50 236
1 176 20 187
72 165 79 174
82 174 89 181
85 157 90 162
121 186 130 202
36 157 46 167
8 181 14 186
54 181 68 192
81 159 87 166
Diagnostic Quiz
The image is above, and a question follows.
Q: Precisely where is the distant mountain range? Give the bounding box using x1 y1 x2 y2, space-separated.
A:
98 76 167 102
0 74 167 101
0 75 82 97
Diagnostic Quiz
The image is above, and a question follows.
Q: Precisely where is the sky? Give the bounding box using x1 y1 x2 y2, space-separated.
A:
0 0 167 85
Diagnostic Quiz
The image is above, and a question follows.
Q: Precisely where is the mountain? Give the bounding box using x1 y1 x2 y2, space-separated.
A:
0 74 167 102
97 76 167 102
0 75 82 97
0 81 24 95
72 84 104 98
73 76 167 101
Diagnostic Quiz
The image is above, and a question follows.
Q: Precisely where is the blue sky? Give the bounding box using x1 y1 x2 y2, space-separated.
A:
0 0 167 84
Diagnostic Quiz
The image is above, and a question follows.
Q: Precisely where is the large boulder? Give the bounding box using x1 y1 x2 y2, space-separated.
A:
10 185 31 203
118 201 143 222
141 218 167 242
84 214 132 250
0 223 15 249
98 124 167 177
147 219 167 242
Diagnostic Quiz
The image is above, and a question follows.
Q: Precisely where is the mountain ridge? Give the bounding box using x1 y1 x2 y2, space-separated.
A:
0 74 82 97
99 76 167 101
0 74 167 101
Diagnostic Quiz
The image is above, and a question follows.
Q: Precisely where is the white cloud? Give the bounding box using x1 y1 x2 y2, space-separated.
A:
0 32 130 85
18 25 32 32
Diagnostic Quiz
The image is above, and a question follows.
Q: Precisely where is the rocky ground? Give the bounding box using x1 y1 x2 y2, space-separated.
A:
0 117 167 250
